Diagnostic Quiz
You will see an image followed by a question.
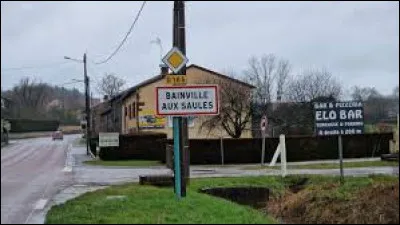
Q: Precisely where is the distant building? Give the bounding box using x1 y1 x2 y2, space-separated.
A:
91 98 101 106
119 64 254 139
90 64 255 139
46 99 62 111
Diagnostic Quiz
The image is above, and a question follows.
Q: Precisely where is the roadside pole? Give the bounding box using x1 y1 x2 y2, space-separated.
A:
338 135 344 184
220 136 224 165
261 133 266 165
177 0 189 197
83 53 90 156
173 119 181 198
260 115 267 166
170 1 187 198
280 134 287 177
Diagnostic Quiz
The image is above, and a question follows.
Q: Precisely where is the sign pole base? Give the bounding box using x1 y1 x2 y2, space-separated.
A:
173 117 182 199
338 135 344 185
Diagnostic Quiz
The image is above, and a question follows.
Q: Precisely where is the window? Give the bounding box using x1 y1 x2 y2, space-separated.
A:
132 102 136 118
125 107 127 116
129 105 132 119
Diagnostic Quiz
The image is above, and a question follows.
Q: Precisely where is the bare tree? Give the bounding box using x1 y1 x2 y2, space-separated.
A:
351 86 399 124
246 54 276 107
198 73 253 138
276 59 291 102
271 68 342 135
244 54 291 137
97 73 126 97
351 86 381 102
6 77 50 119
392 86 399 99
286 68 342 102
245 54 291 107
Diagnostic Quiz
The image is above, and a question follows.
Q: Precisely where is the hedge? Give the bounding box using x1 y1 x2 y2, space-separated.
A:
96 132 167 161
94 132 393 164
8 118 60 133
164 133 393 164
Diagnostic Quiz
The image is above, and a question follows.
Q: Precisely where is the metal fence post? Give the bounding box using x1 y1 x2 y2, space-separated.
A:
220 136 224 165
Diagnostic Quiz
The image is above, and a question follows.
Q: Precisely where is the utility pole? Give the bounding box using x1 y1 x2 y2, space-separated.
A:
63 53 91 156
83 53 90 156
173 0 189 197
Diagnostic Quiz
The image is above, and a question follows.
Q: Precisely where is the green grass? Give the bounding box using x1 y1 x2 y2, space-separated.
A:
46 184 276 224
83 159 163 167
300 175 398 201
243 160 399 170
45 175 398 224
288 160 399 169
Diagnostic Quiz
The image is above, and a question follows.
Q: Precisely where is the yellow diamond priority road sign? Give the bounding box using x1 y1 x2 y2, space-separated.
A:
162 47 188 73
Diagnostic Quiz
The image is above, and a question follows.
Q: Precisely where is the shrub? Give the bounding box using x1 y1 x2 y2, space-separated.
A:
98 132 167 161
164 133 392 164
8 118 59 132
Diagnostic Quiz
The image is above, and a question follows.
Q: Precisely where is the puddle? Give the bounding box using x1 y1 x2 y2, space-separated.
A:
200 187 270 209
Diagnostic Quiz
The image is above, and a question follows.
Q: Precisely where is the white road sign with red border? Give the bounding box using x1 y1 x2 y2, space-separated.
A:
156 85 219 116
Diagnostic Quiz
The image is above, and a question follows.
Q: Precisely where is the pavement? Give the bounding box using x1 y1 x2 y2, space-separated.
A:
1 135 398 224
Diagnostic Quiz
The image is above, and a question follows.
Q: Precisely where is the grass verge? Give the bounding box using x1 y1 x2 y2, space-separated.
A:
45 175 398 224
83 159 163 167
243 160 399 170
46 183 276 224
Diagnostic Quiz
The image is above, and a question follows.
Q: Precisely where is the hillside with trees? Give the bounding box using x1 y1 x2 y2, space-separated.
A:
1 77 97 125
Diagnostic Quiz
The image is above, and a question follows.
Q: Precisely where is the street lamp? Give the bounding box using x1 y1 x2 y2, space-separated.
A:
71 79 84 83
64 56 83 63
64 54 91 156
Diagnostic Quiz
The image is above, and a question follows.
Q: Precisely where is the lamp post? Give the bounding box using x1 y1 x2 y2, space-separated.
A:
64 54 90 156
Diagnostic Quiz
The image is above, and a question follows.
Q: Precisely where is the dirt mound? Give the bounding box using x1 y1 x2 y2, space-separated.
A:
267 182 399 224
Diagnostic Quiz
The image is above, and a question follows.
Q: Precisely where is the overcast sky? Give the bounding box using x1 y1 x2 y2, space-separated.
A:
1 1 398 98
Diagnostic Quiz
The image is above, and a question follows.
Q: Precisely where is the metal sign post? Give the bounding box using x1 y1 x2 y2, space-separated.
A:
314 101 364 185
280 134 287 177
163 1 189 199
173 118 181 198
338 135 344 184
260 115 267 166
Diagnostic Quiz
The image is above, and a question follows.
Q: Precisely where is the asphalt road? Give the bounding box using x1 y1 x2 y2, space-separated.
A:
2 135 398 224
1 135 76 224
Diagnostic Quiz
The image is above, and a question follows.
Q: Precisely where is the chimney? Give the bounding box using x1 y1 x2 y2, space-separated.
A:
103 95 109 101
160 64 169 75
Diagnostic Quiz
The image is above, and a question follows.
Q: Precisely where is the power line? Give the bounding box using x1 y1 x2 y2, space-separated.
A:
94 1 147 65
1 61 72 72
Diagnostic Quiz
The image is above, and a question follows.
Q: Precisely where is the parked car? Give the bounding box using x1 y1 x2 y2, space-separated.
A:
52 130 63 140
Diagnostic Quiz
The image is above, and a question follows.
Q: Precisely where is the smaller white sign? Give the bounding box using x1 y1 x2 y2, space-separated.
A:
99 132 119 147
156 85 219 116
